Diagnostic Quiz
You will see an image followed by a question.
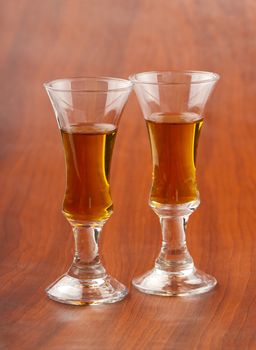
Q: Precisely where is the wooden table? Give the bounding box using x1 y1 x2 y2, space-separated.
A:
0 0 255 349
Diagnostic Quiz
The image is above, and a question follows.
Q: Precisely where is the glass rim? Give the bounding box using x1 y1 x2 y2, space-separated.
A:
129 70 220 85
44 76 133 93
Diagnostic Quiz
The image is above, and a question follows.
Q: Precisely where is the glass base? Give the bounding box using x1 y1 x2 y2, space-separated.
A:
133 267 217 297
46 274 128 305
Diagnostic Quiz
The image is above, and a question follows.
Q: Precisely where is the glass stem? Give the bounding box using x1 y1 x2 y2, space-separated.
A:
68 225 106 280
156 215 194 273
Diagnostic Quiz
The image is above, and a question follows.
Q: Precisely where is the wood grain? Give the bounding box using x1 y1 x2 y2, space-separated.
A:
0 0 255 349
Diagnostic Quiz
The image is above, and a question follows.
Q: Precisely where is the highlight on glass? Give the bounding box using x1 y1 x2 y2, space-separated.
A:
130 70 219 296
44 77 132 305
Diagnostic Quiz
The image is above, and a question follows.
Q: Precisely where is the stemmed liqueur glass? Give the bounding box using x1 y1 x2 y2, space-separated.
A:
130 71 219 296
44 77 132 305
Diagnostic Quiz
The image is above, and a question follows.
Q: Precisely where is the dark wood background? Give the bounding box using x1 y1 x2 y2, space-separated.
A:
0 0 255 349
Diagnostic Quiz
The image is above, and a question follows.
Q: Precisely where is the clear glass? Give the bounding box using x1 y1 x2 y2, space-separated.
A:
44 77 132 305
130 71 220 296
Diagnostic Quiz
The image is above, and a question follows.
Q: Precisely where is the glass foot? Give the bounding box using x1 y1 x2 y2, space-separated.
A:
46 274 128 305
133 268 217 297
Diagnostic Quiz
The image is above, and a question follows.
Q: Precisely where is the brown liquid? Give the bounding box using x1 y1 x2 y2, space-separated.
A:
61 123 117 223
146 113 203 206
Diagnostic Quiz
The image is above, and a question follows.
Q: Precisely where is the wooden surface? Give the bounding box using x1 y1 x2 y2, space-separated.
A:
0 0 255 349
